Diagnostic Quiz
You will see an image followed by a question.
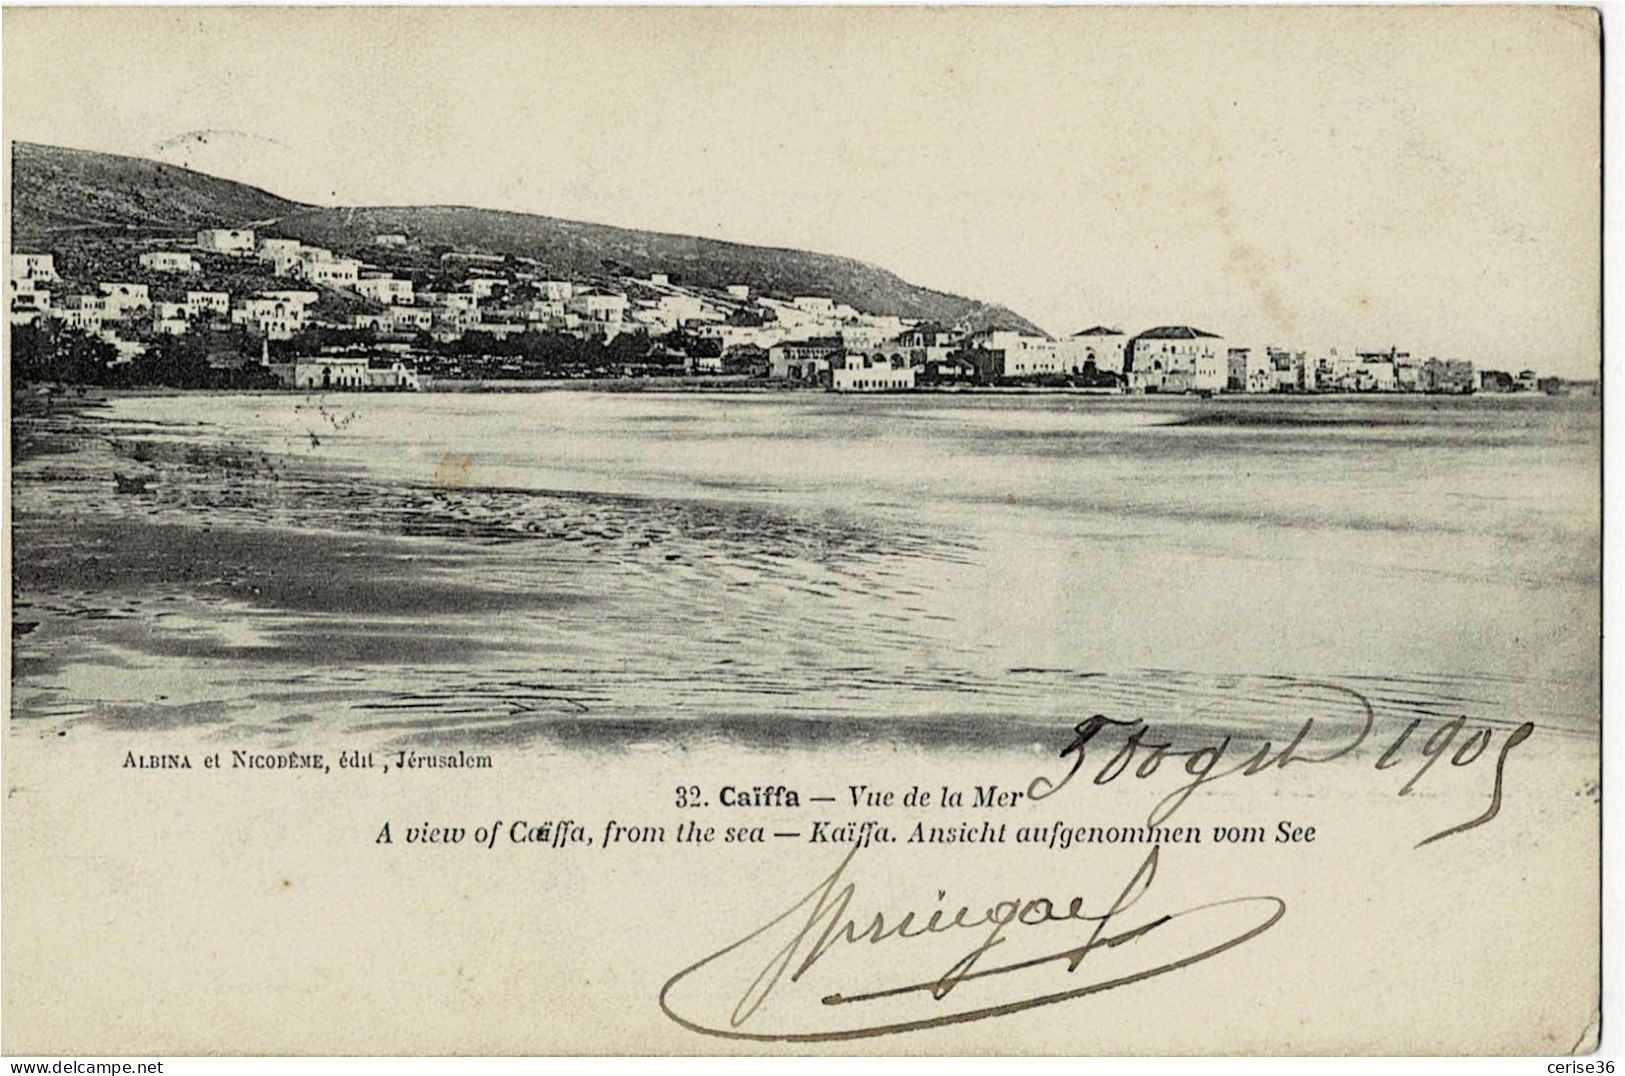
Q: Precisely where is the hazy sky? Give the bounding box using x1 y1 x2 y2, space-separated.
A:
3 6 1602 375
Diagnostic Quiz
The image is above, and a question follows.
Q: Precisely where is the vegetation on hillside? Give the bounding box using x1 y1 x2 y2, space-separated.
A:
11 141 304 237
269 205 1042 333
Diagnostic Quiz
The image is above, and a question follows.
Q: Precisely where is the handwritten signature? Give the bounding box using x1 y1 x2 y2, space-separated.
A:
659 843 1284 1041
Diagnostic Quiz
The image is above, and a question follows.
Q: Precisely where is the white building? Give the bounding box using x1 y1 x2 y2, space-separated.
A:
568 289 629 322
419 291 479 312
269 355 420 391
258 237 303 260
10 253 58 282
1061 326 1128 373
232 296 310 340
196 228 255 255
139 251 199 274
1268 347 1310 391
301 258 360 287
1226 347 1274 393
693 324 780 352
54 295 107 331
726 284 750 301
386 306 434 332
354 276 415 305
98 282 152 316
365 359 421 390
265 252 304 278
1355 361 1399 392
185 291 230 318
1127 326 1227 392
830 352 916 392
151 302 191 335
10 280 51 324
268 356 371 389
966 329 1062 379
768 339 843 381
838 323 888 349
374 233 408 247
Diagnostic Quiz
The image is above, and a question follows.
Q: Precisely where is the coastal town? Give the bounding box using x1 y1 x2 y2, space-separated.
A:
7 228 1590 396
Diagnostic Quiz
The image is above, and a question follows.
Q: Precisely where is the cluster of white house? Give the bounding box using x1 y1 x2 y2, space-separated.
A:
11 235 1487 395
15 229 906 362
13 250 318 346
341 254 919 367
767 323 1480 394
9 248 417 389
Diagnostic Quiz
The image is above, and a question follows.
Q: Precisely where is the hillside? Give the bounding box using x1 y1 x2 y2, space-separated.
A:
10 141 1041 333
269 205 1041 332
10 141 305 236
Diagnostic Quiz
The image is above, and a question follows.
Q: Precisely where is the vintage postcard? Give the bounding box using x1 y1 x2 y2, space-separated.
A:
1 5 1604 1057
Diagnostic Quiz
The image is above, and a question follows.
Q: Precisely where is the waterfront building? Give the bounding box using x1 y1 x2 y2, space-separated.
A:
1127 326 1227 392
1268 347 1309 392
364 359 421 390
1227 347 1273 392
768 337 843 381
830 351 916 392
1420 358 1476 394
1355 361 1398 391
267 355 371 389
1061 326 1128 374
965 329 1062 379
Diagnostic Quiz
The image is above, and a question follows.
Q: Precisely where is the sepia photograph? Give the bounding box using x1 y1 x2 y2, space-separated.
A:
0 4 1608 1061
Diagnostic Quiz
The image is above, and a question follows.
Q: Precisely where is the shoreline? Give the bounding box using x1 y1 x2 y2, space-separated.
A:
11 377 1598 402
